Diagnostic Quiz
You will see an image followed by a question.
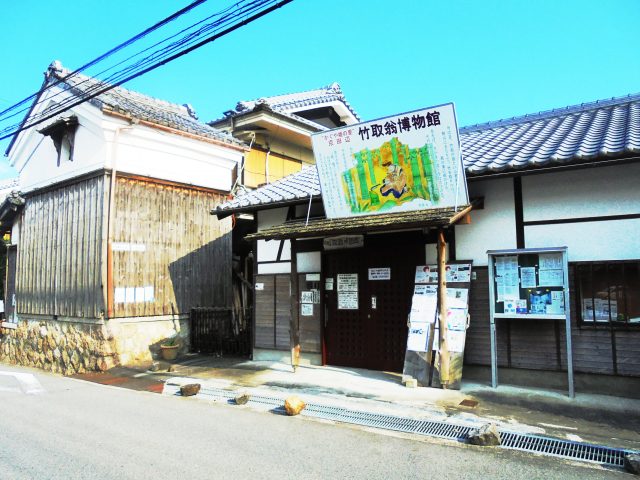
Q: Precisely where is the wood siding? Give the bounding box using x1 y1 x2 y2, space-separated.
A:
465 266 640 377
16 175 106 318
254 274 290 350
244 149 302 188
112 177 231 317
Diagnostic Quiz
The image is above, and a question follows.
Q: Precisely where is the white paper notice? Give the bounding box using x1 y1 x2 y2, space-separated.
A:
538 269 564 287
325 278 334 291
414 284 438 296
407 322 430 352
337 273 358 292
301 303 313 316
547 291 565 315
300 291 314 303
409 295 438 324
520 267 537 288
338 291 358 310
447 288 468 309
447 308 467 331
447 264 472 283
368 268 391 280
447 330 466 353
539 252 563 271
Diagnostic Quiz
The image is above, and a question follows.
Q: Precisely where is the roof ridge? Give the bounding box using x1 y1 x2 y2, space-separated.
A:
49 61 193 118
460 92 640 133
240 82 343 107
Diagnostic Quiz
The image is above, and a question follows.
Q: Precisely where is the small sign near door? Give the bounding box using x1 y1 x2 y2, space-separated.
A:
368 267 390 281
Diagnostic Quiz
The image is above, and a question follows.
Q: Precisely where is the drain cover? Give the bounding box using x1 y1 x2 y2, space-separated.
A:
459 399 478 408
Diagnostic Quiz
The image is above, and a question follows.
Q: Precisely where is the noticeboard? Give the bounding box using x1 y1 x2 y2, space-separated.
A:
311 103 467 219
487 247 574 397
488 249 569 320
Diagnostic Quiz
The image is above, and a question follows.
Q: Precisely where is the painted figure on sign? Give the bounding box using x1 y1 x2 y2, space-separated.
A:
379 164 409 199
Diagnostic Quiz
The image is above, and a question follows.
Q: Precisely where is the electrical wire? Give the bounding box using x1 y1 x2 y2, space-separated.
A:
0 0 207 122
1 0 293 143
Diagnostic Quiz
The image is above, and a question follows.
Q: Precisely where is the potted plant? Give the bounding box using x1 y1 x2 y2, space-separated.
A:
159 335 180 361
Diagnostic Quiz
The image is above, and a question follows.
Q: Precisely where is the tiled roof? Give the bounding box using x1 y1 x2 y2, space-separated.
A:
218 82 360 126
461 93 640 175
216 165 320 214
216 93 640 215
46 62 244 147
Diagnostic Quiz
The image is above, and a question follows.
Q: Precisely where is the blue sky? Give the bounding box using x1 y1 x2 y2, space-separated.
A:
0 0 638 179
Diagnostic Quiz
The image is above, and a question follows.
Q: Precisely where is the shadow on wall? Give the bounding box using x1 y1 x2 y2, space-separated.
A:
168 232 233 314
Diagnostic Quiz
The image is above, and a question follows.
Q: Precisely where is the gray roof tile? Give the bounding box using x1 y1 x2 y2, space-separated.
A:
216 82 360 127
48 62 244 148
217 93 640 214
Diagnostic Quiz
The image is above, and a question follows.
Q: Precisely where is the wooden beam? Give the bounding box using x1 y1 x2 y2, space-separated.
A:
290 239 300 371
437 229 450 386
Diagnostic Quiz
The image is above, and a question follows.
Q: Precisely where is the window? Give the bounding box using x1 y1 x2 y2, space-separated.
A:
577 261 640 325
39 117 79 166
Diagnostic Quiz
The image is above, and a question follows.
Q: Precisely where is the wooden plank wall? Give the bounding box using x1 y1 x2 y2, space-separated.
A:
16 175 106 318
112 177 231 317
253 274 290 350
465 266 640 377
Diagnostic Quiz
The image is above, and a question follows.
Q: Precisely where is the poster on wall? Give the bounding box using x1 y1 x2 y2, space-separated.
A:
337 273 359 310
311 103 467 219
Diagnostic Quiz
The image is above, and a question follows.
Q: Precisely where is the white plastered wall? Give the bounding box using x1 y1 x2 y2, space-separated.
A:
454 177 518 266
257 207 291 274
8 85 243 194
522 163 640 261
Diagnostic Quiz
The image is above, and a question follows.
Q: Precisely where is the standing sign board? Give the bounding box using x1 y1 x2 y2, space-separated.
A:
487 247 574 397
402 261 473 389
311 103 468 219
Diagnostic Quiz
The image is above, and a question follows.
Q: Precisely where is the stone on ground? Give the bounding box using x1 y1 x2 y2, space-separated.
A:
284 396 306 416
180 383 201 397
235 392 251 405
624 453 640 475
468 423 501 446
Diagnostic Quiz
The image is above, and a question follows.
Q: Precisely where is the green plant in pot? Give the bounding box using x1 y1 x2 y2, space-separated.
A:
160 335 180 361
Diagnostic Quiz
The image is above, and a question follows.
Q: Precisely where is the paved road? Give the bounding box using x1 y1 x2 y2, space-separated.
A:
0 364 625 479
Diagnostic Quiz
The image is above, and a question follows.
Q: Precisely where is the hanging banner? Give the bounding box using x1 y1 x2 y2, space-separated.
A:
311 103 467 219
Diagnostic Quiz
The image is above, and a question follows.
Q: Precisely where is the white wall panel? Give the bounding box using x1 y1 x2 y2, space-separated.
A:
525 219 640 261
258 262 291 274
455 177 517 266
522 163 640 221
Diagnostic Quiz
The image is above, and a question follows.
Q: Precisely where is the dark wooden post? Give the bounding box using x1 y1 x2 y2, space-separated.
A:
290 238 300 371
437 229 450 386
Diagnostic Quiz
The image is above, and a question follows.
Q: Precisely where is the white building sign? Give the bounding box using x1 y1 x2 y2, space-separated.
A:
311 103 467 219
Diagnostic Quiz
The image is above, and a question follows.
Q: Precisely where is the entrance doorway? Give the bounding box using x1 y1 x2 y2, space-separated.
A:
323 235 423 372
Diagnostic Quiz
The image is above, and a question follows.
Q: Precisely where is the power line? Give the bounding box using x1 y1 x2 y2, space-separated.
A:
1 0 294 143
0 0 207 122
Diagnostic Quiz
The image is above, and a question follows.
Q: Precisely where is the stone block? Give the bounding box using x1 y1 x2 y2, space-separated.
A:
284 396 306 416
235 392 251 405
625 453 640 475
180 384 201 397
468 423 501 446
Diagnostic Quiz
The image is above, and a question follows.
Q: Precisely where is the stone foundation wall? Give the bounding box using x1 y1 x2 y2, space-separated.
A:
108 316 190 366
0 319 118 375
0 316 191 375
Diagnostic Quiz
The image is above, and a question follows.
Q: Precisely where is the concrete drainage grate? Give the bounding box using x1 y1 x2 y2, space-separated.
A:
171 383 635 469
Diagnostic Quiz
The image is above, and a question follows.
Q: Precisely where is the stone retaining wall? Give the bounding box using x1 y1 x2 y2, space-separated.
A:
0 319 117 375
0 316 190 375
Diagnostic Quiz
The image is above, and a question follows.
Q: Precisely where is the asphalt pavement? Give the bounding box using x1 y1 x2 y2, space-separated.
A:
0 363 627 480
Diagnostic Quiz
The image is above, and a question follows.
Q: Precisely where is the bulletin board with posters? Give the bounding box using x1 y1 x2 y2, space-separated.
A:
487 247 574 397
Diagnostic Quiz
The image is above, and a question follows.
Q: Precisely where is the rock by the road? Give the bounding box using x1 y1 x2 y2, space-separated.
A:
468 423 501 446
180 384 201 397
284 396 305 416
235 392 251 405
624 453 640 475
